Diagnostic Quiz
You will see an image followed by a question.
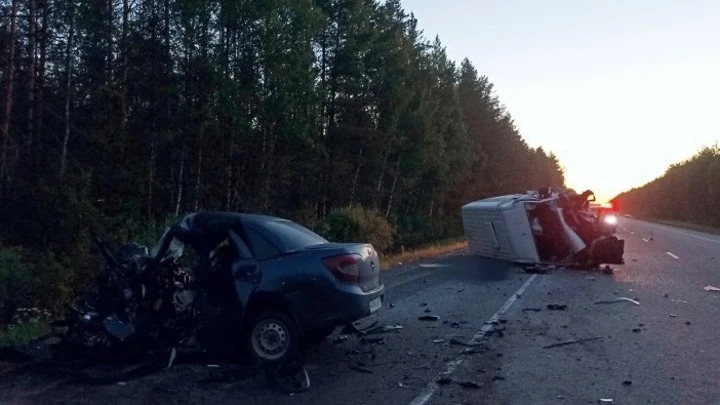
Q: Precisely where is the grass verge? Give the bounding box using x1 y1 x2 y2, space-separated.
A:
381 240 468 271
0 321 50 348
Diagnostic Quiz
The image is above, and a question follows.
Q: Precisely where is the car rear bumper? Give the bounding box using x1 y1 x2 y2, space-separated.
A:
301 282 385 330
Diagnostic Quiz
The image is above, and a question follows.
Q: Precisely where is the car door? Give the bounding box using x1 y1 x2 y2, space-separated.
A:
226 228 261 333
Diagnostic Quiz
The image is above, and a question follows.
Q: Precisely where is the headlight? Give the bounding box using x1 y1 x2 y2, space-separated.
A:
604 214 618 225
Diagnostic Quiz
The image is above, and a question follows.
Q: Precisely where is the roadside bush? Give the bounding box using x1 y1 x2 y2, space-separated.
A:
317 206 394 253
0 247 33 324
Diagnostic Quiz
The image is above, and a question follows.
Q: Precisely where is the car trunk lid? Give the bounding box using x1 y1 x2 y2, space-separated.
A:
311 243 381 291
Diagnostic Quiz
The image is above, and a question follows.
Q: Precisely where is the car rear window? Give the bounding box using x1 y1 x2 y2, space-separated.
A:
260 220 328 252
245 226 282 260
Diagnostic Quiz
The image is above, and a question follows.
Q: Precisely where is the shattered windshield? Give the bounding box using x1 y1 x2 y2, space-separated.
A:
150 227 184 261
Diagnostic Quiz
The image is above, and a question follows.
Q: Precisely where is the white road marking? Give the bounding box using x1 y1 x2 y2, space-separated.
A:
666 252 679 260
419 263 451 269
408 274 538 405
630 219 720 244
664 229 720 244
384 271 434 290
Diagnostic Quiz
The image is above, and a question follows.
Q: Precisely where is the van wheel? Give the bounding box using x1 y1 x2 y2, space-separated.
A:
245 311 299 365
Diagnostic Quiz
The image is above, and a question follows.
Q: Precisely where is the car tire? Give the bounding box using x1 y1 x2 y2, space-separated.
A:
304 326 336 345
244 310 300 365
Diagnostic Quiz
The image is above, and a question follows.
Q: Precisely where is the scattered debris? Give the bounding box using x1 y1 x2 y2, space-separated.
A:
364 325 403 335
117 381 127 386
492 376 506 381
420 302 428 307
546 304 568 311
664 294 669 298
623 380 632 385
557 395 565 399
669 314 677 318
522 308 543 312
449 321 461 328
450 338 473 347
419 315 440 321
524 264 555 274
487 327 505 338
334 335 349 344
585 276 596 281
432 339 445 344
462 347 488 355
361 336 385 345
424 309 432 313
397 381 405 388
349 364 374 374
543 336 602 349
704 285 720 292
206 364 220 368
458 381 483 389
436 377 453 385
632 328 641 333
685 321 691 325
389 303 396 308
499 319 508 324
594 297 640 306
600 399 613 403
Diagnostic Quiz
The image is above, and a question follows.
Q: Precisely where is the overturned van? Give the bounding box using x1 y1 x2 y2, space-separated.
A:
461 188 624 268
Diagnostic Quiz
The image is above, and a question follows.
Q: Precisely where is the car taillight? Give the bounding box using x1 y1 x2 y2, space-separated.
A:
322 254 362 283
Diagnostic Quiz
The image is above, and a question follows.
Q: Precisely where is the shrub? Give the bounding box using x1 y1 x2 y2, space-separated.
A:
317 206 394 253
0 247 33 324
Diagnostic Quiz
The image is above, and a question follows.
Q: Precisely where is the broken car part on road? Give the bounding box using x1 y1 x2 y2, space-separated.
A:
462 188 625 269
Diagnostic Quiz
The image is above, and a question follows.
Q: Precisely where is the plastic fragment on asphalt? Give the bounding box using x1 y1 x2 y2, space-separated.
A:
206 364 220 368
543 336 602 349
349 364 374 374
436 377 452 385
458 381 482 389
117 382 127 386
418 315 440 321
600 399 613 403
704 285 720 292
432 339 444 343
623 380 632 385
546 304 568 311
669 314 677 318
594 297 640 306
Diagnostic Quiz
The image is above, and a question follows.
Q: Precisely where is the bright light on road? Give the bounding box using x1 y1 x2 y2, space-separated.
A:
604 214 618 225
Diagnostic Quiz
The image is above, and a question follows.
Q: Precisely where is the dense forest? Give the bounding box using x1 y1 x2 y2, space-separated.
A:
615 145 720 226
0 0 564 321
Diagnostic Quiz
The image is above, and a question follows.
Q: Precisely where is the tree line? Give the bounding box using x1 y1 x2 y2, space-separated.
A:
615 145 720 226
0 0 564 319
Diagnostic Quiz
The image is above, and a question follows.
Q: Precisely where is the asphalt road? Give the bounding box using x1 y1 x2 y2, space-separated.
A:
3 218 720 405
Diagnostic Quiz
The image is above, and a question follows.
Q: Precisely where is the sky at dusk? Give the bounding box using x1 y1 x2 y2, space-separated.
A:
401 0 720 202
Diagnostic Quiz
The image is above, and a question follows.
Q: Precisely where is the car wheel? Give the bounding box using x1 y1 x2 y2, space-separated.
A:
304 326 335 345
245 311 299 365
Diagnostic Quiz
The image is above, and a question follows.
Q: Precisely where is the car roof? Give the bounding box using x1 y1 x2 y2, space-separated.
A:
171 211 291 247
